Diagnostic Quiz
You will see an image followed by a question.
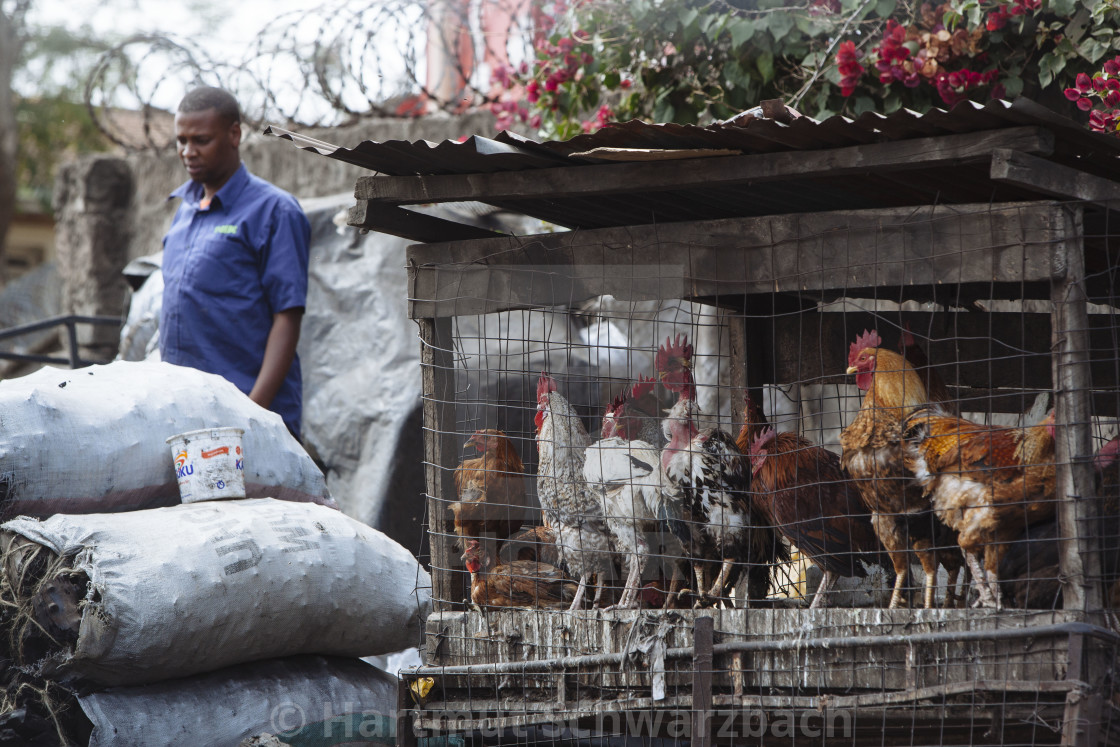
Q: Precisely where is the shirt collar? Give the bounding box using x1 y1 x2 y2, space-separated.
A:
168 163 250 210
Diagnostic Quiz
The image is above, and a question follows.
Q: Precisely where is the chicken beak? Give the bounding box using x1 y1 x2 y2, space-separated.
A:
846 365 858 375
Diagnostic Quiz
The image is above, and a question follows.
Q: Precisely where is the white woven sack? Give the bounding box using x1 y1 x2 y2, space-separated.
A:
3 498 431 685
0 360 333 517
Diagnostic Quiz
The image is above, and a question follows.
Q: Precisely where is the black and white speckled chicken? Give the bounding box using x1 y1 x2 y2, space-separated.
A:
535 373 614 611
656 335 788 606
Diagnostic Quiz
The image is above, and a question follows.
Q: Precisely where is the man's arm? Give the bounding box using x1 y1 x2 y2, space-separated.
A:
249 307 303 409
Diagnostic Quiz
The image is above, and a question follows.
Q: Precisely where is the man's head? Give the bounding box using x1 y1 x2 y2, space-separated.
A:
174 87 242 196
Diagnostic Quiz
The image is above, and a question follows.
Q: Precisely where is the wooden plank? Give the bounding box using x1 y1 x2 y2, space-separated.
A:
421 607 1090 696
347 201 504 243
419 317 463 613
692 616 714 747
407 202 1060 319
1051 206 1105 614
991 149 1120 206
357 127 1055 205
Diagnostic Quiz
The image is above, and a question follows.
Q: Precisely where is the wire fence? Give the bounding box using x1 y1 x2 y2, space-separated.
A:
403 200 1120 745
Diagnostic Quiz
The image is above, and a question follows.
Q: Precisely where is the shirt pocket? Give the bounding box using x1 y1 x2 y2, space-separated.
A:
188 233 259 300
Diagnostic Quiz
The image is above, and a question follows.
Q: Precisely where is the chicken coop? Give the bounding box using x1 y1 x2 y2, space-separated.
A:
273 98 1120 746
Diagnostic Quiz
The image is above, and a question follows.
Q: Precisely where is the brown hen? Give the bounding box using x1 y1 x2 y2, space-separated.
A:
451 429 527 548
463 539 577 609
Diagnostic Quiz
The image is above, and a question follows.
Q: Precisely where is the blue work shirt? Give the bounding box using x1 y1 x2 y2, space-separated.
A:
160 163 311 438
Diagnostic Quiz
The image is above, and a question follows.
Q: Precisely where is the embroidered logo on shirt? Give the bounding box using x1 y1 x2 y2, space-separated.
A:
214 225 238 235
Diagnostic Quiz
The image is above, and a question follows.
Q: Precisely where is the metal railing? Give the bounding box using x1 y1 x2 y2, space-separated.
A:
0 315 123 368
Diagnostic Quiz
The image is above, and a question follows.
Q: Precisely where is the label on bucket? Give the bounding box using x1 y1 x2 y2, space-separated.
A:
166 427 246 503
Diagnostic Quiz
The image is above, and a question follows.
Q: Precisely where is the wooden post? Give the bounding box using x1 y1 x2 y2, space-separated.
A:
727 312 748 433
419 316 462 613
396 675 418 747
1051 204 1103 614
1052 205 1105 747
691 615 714 747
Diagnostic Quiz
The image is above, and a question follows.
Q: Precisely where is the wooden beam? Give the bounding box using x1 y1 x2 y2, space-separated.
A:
1051 205 1104 616
991 149 1120 206
691 616 714 747
419 317 463 612
347 201 504 243
357 127 1055 206
407 202 1059 319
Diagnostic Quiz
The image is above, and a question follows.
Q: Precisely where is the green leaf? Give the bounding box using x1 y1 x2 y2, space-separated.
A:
1002 75 1025 98
679 7 699 29
767 12 794 41
727 18 756 48
757 51 775 83
653 98 675 122
1038 52 1067 87
1081 38 1109 63
854 95 877 114
1049 0 1076 16
876 0 898 18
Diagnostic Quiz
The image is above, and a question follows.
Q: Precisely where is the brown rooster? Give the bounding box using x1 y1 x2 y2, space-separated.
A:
462 539 577 609
745 422 888 608
451 429 527 548
904 408 1056 609
839 329 964 609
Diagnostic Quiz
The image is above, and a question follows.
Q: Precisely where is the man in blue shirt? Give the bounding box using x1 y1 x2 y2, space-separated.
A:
161 87 311 438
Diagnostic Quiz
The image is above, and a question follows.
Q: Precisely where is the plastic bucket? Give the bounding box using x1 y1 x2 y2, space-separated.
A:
166 427 246 503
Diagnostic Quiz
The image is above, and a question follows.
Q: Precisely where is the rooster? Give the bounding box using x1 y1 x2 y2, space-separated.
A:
584 376 680 608
745 420 887 608
997 435 1120 609
451 429 527 548
904 408 1056 609
535 373 615 611
897 323 954 410
462 539 577 609
657 334 787 606
601 374 665 447
840 329 964 609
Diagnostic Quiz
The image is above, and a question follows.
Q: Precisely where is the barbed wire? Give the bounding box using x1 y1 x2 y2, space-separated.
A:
83 0 537 151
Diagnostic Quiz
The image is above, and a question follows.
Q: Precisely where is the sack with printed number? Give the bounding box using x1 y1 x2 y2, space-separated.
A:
0 498 430 686
0 360 333 518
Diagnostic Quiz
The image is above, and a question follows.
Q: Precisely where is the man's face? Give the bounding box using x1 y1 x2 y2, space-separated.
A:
174 108 241 192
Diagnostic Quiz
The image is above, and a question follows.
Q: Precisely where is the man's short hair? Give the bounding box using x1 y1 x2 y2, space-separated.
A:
178 87 241 125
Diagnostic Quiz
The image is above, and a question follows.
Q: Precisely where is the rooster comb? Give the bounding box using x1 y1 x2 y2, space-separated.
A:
849 329 883 365
630 374 656 399
749 426 777 456
655 333 693 370
536 373 558 399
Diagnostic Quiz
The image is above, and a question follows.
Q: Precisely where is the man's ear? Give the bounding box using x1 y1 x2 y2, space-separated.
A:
229 120 242 148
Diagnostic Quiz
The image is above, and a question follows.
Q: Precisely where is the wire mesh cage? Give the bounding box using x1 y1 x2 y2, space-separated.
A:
285 101 1120 746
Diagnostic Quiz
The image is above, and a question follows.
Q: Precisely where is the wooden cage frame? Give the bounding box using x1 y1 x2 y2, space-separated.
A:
334 115 1120 746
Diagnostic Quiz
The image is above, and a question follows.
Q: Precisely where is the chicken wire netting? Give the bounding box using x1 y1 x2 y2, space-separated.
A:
405 201 1120 746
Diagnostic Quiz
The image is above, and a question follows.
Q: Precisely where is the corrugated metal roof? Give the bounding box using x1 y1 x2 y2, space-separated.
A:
266 98 1120 179
265 98 1120 235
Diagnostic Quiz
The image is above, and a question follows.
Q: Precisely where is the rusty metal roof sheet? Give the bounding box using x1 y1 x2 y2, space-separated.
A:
266 98 1120 179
